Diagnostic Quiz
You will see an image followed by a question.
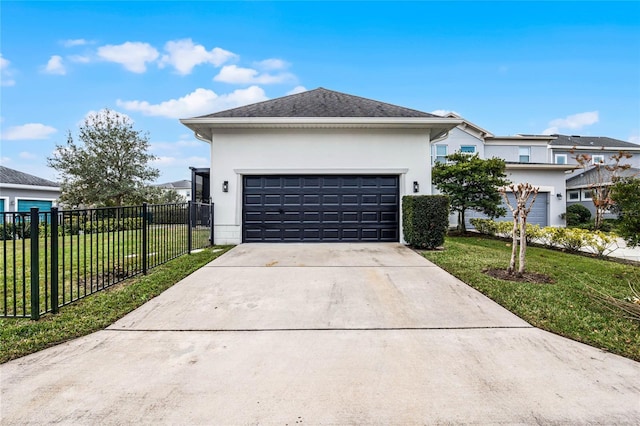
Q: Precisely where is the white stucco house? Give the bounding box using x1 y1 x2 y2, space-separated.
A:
181 88 462 244
0 166 60 216
437 114 574 228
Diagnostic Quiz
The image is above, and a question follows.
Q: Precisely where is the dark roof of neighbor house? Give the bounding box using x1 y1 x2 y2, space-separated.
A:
566 167 640 188
198 87 439 118
155 179 191 190
0 165 58 187
549 134 639 149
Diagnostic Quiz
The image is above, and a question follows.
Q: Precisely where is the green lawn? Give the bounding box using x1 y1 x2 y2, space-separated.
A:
422 236 640 361
0 246 232 363
1 225 211 317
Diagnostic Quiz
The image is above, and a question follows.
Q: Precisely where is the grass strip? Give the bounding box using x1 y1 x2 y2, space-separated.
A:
0 246 232 364
421 236 640 362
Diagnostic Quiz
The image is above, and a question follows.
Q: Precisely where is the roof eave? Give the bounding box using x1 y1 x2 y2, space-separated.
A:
505 163 577 172
549 144 640 151
179 117 463 142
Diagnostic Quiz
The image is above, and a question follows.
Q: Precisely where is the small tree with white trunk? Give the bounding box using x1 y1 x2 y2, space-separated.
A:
501 183 539 277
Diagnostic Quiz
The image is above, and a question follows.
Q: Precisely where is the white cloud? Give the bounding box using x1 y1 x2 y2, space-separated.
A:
117 86 268 119
63 39 89 47
430 110 461 117
44 55 66 75
97 42 159 73
159 39 237 75
1 123 57 140
68 55 91 63
286 85 307 95
543 111 599 135
0 157 11 165
1 54 16 86
214 65 295 84
19 151 37 160
255 58 289 71
629 135 640 145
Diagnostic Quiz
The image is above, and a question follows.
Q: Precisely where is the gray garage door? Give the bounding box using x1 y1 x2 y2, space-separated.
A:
243 175 399 242
466 192 549 228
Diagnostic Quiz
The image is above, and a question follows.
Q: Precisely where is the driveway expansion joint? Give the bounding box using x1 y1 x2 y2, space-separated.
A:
106 326 535 332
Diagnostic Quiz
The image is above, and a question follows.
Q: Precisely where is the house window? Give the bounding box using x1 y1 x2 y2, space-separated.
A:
592 154 605 164
519 146 531 163
582 189 593 201
435 145 447 163
460 145 476 154
568 190 580 201
555 154 568 164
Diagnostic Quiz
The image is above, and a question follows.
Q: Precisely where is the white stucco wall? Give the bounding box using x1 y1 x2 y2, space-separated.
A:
208 127 433 244
432 127 485 160
485 143 548 163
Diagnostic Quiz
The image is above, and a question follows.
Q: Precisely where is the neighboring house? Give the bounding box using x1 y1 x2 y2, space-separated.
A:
566 166 640 219
549 134 640 176
0 166 60 214
154 179 192 201
181 87 462 244
437 114 573 228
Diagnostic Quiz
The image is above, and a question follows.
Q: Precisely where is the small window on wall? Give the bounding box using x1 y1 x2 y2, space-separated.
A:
435 145 447 163
568 190 580 201
555 154 568 164
519 146 531 163
460 146 476 154
582 189 593 200
592 155 605 164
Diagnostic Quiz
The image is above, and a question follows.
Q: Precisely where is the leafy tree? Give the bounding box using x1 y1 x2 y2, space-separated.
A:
432 152 509 232
571 150 632 230
610 177 640 247
48 109 159 207
144 187 187 204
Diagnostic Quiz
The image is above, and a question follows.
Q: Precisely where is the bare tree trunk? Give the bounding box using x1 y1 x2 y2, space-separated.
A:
518 217 527 276
508 214 518 274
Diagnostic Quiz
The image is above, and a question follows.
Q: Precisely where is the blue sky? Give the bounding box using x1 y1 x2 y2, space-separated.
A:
1 1 639 183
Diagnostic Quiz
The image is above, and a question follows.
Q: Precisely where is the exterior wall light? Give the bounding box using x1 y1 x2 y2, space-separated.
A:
413 181 419 193
222 181 229 192
556 193 562 200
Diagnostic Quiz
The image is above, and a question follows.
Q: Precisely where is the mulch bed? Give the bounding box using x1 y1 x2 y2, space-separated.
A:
483 268 555 284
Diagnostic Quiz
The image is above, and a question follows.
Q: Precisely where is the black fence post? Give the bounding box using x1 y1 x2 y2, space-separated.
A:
29 208 40 320
142 203 148 275
50 207 59 314
209 203 214 245
187 201 193 254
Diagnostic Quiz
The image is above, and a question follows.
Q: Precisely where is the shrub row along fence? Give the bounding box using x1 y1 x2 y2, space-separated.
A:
1 202 213 319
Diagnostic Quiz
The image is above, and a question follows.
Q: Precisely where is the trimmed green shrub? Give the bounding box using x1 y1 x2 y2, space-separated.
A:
402 195 449 249
565 204 591 226
470 218 498 236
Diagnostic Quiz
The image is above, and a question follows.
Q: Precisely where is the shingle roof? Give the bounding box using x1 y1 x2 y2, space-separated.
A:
198 87 438 118
549 134 639 148
566 167 640 188
155 179 191 189
0 166 58 187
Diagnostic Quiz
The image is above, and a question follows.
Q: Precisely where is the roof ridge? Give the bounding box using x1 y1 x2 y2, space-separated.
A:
193 87 437 119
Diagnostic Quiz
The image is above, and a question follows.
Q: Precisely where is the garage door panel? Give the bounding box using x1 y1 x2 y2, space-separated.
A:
243 175 399 242
466 193 549 229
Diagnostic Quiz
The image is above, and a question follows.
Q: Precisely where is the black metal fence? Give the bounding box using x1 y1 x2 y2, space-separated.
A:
1 202 213 319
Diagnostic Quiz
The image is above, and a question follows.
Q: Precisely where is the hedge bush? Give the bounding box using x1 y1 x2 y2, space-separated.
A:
564 204 592 226
402 195 449 249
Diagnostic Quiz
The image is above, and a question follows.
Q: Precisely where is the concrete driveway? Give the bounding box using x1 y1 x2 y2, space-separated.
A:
2 243 639 424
